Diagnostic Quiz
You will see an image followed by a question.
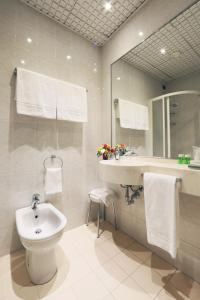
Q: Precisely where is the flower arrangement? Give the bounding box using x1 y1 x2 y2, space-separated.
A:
97 143 127 160
97 144 115 160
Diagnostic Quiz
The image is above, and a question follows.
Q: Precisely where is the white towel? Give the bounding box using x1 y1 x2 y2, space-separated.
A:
45 168 62 195
15 68 57 119
118 99 149 130
144 172 178 258
89 188 115 207
56 79 87 122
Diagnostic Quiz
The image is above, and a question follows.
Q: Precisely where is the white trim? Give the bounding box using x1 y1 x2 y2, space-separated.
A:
166 97 171 158
162 98 166 158
150 90 200 102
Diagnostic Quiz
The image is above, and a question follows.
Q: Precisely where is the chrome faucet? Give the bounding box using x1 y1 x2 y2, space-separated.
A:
32 193 40 210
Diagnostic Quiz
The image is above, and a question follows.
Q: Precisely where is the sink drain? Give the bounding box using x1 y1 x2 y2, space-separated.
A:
35 228 42 234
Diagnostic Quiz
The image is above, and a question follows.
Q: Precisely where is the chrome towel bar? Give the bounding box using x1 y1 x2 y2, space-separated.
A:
43 155 63 169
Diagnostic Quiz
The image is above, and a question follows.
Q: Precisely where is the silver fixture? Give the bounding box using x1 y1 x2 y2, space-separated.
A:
32 193 40 210
120 185 143 205
43 154 63 169
86 194 117 238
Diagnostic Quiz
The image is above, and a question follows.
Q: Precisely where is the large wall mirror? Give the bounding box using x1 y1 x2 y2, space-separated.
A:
111 1 200 159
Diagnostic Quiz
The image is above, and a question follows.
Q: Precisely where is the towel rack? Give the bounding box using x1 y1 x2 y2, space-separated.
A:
13 67 89 92
43 155 63 169
141 173 182 182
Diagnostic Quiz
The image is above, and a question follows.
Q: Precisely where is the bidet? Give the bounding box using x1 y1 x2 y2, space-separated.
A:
16 201 67 284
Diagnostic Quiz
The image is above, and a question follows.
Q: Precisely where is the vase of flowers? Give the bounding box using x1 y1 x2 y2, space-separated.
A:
97 144 115 160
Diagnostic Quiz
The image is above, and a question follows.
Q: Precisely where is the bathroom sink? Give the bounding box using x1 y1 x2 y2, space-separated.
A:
16 203 67 241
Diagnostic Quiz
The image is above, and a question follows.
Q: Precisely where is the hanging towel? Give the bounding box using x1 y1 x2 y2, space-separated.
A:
56 79 87 122
89 188 115 207
15 68 57 119
45 167 62 195
118 98 149 130
144 172 178 258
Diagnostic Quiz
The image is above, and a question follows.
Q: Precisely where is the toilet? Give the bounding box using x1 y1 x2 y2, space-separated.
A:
16 203 67 284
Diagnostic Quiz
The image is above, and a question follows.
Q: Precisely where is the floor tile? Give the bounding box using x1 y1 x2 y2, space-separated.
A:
99 239 123 259
155 282 189 299
170 271 200 300
112 277 151 300
113 249 142 275
145 254 176 278
82 245 111 270
132 263 166 298
72 272 109 300
124 241 152 262
94 259 128 292
40 286 77 300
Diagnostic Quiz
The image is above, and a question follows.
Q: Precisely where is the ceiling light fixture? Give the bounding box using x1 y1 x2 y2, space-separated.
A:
103 1 112 11
66 55 72 60
27 37 32 43
160 48 166 55
20 59 25 64
116 77 121 80
138 31 144 36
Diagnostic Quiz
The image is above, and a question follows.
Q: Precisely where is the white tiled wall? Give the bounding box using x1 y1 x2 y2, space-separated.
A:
0 0 102 256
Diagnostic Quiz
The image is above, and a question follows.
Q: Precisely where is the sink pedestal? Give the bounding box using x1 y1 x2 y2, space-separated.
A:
26 248 57 284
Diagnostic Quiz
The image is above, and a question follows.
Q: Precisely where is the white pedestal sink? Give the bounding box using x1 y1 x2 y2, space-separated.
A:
16 203 67 284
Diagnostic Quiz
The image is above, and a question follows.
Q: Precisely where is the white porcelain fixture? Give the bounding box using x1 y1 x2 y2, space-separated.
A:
99 156 200 196
16 203 67 284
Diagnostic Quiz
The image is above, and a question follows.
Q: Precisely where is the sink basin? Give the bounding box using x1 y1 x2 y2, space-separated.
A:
16 203 67 284
16 203 66 241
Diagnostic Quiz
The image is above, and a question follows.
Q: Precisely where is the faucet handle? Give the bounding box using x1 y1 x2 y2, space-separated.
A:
32 193 40 202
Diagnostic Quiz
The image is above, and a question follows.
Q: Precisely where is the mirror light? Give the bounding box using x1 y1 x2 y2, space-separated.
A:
27 37 32 43
160 48 166 55
103 1 112 11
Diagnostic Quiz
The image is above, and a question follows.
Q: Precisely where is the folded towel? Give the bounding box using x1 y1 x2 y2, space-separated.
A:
118 98 149 130
89 188 115 207
56 79 87 122
15 68 57 119
144 172 178 258
45 167 62 195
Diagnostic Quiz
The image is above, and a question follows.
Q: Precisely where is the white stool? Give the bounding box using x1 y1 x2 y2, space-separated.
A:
86 188 117 238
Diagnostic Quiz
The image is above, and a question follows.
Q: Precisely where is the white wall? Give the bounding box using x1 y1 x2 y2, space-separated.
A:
112 60 163 154
0 0 102 256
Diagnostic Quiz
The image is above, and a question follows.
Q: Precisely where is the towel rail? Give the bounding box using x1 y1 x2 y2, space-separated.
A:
13 68 88 92
43 155 63 169
141 173 182 182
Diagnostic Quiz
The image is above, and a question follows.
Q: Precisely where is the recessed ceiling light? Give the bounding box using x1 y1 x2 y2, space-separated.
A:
160 48 166 55
66 55 72 60
27 37 32 43
116 77 121 80
20 59 25 64
138 31 144 36
103 1 112 11
93 68 97 72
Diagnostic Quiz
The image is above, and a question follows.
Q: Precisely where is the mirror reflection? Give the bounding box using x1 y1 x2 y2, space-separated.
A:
112 1 200 159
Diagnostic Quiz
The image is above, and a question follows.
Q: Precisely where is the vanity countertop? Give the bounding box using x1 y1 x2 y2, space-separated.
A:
99 156 200 196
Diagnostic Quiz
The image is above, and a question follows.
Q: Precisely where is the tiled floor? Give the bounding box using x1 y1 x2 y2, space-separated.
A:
1 222 200 300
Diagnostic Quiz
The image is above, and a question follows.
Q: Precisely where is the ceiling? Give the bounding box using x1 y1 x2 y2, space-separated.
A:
123 0 200 82
21 0 147 46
